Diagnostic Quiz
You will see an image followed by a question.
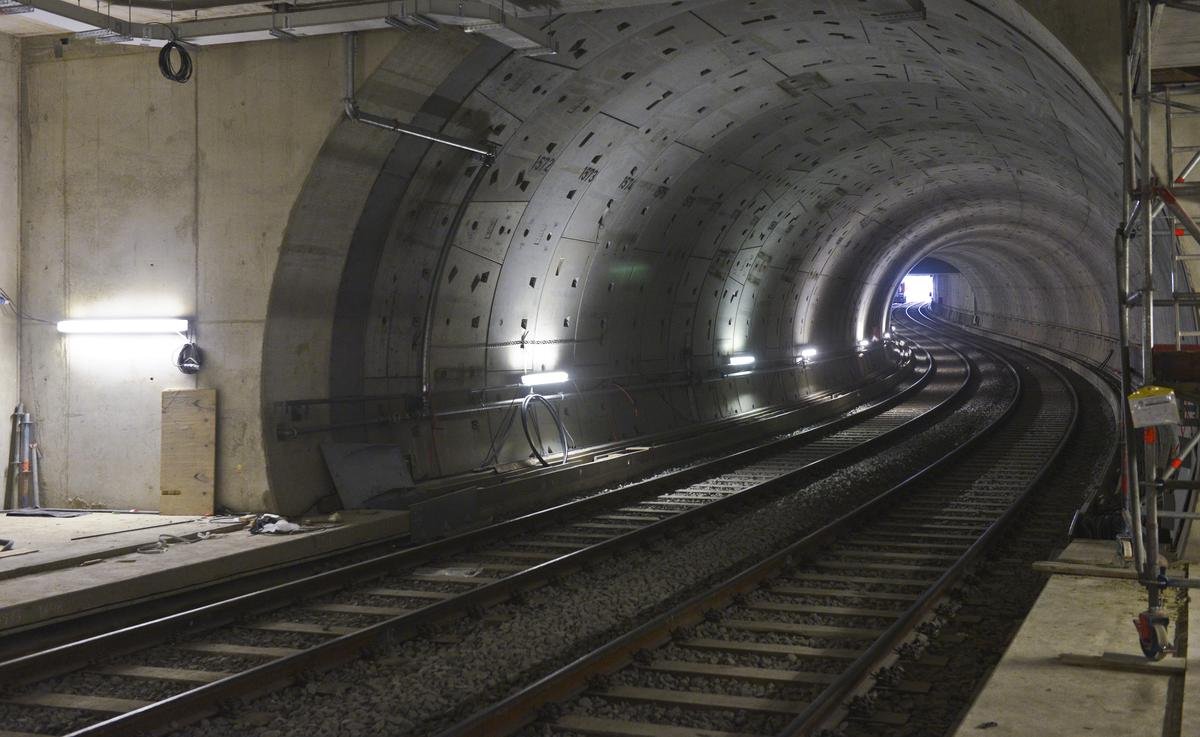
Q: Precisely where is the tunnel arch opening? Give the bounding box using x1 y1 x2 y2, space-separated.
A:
260 0 1129 514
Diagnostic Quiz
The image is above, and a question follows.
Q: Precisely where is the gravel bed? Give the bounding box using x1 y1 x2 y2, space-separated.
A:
168 341 1005 737
0 703 95 735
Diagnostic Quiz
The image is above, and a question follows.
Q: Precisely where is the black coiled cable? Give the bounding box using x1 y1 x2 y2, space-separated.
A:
520 393 569 467
159 41 192 84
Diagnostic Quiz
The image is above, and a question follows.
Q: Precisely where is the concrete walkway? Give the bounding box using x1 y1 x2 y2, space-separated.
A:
0 509 408 633
953 540 1190 737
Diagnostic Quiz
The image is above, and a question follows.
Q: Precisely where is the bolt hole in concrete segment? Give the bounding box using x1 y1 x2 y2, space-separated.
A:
169 347 1011 737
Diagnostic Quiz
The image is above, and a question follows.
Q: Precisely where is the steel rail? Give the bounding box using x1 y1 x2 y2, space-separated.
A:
779 305 1080 734
0 339 972 737
427 309 1026 737
0 354 928 672
51 340 963 737
432 309 1075 737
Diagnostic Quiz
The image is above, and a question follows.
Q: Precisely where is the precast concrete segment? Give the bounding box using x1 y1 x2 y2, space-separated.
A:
263 0 1127 510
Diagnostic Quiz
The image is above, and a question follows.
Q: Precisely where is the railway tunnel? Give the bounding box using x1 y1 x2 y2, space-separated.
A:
4 1 1200 737
262 0 1123 514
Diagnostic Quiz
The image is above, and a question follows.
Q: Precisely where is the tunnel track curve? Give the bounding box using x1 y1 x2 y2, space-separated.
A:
0 323 984 736
430 305 1077 737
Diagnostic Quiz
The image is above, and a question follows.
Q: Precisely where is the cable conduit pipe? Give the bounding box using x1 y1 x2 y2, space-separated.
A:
342 32 497 160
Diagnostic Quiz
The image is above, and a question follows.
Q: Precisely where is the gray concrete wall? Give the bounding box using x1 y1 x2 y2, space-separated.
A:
18 33 399 510
0 34 17 499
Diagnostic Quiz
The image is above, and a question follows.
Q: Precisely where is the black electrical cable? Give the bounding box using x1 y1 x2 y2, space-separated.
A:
159 41 193 84
520 393 569 467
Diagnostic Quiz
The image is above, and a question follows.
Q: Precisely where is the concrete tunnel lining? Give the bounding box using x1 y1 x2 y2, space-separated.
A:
261 0 1126 514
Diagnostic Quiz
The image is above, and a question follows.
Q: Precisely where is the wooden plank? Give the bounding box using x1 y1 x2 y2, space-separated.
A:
842 540 968 551
306 603 411 617
767 586 915 602
1057 652 1186 675
815 561 945 574
780 572 930 587
92 664 231 683
597 686 807 714
746 601 899 618
858 530 981 542
680 638 861 660
404 574 501 585
178 643 301 658
159 388 217 516
362 587 453 600
555 715 758 737
477 550 561 561
6 692 149 713
643 659 836 685
831 550 959 562
1031 561 1138 580
244 621 357 636
723 619 884 639
515 540 586 550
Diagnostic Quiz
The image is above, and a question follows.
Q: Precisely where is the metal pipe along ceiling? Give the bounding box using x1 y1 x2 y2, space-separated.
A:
260 0 1127 512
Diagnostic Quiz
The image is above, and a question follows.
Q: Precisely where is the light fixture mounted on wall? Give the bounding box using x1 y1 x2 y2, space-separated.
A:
56 318 189 334
520 370 569 387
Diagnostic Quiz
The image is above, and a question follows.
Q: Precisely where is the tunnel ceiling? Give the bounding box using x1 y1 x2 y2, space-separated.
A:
264 0 1124 503
363 0 1118 384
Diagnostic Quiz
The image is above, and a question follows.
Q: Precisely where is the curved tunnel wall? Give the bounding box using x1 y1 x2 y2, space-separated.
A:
263 0 1127 513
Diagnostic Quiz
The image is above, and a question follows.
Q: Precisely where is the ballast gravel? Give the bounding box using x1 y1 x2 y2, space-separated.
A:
168 349 1009 737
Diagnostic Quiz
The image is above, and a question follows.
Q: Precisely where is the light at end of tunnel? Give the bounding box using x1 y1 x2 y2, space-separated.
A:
729 354 756 367
520 370 569 387
57 318 189 334
800 347 818 360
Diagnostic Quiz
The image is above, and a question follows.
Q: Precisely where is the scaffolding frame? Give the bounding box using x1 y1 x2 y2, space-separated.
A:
1119 0 1200 655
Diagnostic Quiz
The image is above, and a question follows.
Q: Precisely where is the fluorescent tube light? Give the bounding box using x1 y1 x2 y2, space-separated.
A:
520 370 569 387
57 318 189 334
800 347 818 359
729 354 756 366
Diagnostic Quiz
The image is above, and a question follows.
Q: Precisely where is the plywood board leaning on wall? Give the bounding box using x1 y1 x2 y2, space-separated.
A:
160 389 217 516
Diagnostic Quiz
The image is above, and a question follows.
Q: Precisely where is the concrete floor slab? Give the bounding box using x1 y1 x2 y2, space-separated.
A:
952 541 1186 737
0 509 408 633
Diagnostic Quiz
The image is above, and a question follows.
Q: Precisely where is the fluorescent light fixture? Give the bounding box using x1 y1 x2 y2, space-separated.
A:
57 318 189 334
729 354 756 367
726 370 752 378
800 347 818 359
520 370 569 387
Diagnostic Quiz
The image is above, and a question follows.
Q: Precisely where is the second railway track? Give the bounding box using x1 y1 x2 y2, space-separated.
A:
0 306 1041 737
433 305 1082 737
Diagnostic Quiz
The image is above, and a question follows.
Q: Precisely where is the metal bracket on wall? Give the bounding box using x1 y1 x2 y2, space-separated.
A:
342 32 499 162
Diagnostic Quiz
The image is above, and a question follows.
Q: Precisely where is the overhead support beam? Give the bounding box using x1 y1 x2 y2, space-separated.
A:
9 0 557 51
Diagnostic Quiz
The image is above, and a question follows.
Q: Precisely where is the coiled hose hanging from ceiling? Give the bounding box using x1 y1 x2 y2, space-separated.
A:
520 393 569 467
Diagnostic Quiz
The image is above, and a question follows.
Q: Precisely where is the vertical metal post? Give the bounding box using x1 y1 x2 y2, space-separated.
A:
1141 0 1155 386
1138 0 1163 606
1121 0 1148 573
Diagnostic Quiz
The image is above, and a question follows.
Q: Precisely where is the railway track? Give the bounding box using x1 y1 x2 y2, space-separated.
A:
0 315 986 736
432 304 1080 737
